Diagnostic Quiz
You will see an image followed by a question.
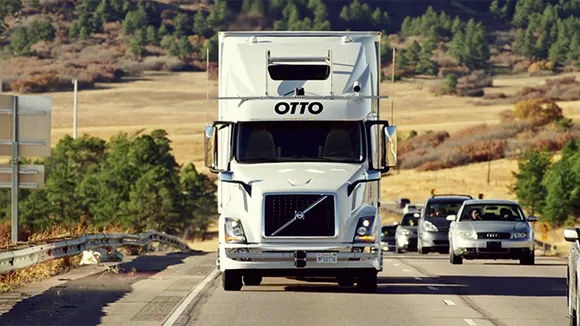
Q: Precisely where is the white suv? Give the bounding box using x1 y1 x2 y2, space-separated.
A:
403 204 419 214
448 199 536 265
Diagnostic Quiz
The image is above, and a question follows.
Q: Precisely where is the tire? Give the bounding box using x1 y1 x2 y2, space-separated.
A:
520 251 535 265
337 275 355 287
357 270 378 293
396 246 403 254
222 270 243 291
243 274 262 286
449 248 463 265
419 246 429 254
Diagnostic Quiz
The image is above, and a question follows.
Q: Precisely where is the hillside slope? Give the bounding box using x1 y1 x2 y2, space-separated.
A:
1 0 578 94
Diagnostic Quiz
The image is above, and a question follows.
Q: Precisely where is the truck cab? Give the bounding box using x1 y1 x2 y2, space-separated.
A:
203 31 397 293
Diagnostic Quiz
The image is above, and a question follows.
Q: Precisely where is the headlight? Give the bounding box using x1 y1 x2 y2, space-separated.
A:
423 221 438 232
457 231 477 240
512 232 528 239
353 216 376 243
399 229 411 236
224 217 246 243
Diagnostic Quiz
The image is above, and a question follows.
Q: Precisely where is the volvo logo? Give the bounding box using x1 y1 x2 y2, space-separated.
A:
487 233 499 238
295 211 305 220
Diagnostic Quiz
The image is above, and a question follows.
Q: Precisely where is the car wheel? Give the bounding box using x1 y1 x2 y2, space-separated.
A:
520 251 535 265
449 247 463 265
396 246 403 254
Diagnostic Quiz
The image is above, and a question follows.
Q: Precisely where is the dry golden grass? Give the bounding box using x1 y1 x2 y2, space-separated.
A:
0 218 134 293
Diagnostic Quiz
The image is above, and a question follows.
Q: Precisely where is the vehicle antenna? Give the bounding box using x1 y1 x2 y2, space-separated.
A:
391 47 396 124
206 47 209 124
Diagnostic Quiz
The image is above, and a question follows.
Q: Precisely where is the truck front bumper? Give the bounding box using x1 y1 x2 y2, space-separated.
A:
219 243 381 273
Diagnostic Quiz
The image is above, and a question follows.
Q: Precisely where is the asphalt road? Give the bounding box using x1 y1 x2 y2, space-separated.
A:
177 252 568 326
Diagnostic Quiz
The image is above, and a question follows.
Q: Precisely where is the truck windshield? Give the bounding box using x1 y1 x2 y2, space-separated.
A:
235 121 364 163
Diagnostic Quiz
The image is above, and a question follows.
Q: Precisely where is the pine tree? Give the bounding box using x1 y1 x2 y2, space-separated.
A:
401 17 413 36
568 33 580 62
489 0 501 18
146 25 159 45
549 29 570 67
511 149 551 215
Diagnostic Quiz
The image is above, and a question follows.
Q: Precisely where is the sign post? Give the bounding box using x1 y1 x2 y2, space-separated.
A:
0 94 51 244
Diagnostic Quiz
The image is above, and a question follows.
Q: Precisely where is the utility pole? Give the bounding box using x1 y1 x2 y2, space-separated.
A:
72 79 78 139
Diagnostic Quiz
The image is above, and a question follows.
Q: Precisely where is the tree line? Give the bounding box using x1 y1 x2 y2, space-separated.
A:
0 130 217 240
512 138 580 226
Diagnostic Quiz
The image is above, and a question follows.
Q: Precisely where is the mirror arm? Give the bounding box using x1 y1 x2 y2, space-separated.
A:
221 179 252 196
347 178 381 196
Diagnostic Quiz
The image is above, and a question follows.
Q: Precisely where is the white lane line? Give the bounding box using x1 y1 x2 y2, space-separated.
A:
443 299 456 306
163 268 220 326
393 263 400 266
427 286 439 291
464 319 477 326
414 277 422 280
402 269 411 272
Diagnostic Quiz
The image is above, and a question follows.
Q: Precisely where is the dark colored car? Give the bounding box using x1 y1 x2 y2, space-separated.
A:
395 212 420 253
418 194 473 254
381 224 398 252
395 198 411 209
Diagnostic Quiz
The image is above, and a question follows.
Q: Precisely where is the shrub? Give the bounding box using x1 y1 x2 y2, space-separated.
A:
512 99 563 126
512 59 532 73
528 60 553 74
455 71 492 97
9 72 73 93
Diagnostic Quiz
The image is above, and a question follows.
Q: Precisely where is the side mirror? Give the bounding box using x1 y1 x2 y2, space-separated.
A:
527 215 537 222
564 228 579 242
204 125 217 171
204 122 233 173
383 125 397 167
446 215 456 221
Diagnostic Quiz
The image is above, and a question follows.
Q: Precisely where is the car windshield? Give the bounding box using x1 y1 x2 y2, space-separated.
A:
401 213 419 226
425 200 467 218
381 226 397 238
235 121 364 163
459 204 525 221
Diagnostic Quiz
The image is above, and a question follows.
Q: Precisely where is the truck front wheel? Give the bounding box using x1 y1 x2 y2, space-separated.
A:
222 270 243 291
243 274 263 286
356 270 378 293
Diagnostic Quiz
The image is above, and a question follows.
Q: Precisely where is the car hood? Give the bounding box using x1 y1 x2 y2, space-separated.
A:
455 221 530 233
424 217 452 229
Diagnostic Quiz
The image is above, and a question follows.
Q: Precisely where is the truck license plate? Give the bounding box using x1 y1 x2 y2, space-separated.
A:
316 253 337 264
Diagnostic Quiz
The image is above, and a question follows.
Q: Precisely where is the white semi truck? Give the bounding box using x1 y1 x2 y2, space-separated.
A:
204 31 397 293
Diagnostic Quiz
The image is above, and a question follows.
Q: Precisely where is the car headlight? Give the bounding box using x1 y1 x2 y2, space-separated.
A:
457 231 477 240
399 229 411 236
353 216 376 243
423 220 438 232
224 217 246 243
512 232 528 239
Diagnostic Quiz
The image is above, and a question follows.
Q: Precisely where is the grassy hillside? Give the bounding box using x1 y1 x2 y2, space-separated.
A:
1 0 579 94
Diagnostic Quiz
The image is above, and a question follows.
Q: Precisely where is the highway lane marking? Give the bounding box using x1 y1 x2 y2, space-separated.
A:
402 269 411 272
393 263 400 266
427 286 439 291
443 299 456 306
414 277 422 280
464 319 477 325
163 268 219 326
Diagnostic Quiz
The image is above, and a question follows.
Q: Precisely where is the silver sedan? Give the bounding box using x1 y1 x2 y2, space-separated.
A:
448 199 537 265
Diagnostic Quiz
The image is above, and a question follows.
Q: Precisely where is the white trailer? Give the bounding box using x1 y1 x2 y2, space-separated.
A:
203 31 397 293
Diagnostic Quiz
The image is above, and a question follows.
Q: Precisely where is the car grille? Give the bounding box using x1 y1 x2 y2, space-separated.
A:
264 194 335 237
477 232 511 239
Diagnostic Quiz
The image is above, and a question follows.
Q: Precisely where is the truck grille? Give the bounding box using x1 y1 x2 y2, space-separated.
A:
477 232 511 239
264 194 335 237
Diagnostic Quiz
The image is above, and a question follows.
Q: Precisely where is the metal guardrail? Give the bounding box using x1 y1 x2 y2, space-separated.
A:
0 231 191 275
